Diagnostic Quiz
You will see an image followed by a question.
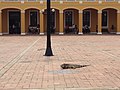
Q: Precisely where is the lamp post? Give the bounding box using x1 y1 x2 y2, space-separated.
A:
44 0 53 56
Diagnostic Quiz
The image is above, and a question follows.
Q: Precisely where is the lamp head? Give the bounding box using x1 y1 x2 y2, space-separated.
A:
52 8 55 12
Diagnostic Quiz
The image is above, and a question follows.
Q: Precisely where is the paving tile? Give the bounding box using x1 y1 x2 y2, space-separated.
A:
0 36 120 90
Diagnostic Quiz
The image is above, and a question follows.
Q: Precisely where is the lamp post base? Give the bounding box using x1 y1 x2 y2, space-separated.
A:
45 47 53 56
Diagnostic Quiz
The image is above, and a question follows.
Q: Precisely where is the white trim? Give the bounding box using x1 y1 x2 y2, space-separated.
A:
64 10 74 27
116 32 120 34
21 10 25 13
97 32 102 34
21 1 24 3
59 32 64 35
40 1 43 4
98 1 102 4
29 10 39 25
0 33 3 35
79 1 83 4
60 1 63 4
39 32 44 35
98 10 102 13
78 32 83 34
60 11 63 13
79 10 83 14
21 33 26 35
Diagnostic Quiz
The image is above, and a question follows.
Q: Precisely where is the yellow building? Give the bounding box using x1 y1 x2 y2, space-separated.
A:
0 0 120 35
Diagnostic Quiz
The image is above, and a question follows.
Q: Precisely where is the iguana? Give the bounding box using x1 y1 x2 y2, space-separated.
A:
61 64 89 69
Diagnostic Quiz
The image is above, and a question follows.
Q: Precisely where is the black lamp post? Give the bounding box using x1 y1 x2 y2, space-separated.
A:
44 0 53 56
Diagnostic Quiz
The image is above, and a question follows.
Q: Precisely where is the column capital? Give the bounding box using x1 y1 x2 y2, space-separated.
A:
98 10 102 13
117 10 120 13
98 1 102 4
40 9 44 14
21 1 24 3
79 1 83 4
60 10 63 14
79 10 83 14
21 10 25 13
60 1 63 4
40 11 43 14
40 1 43 4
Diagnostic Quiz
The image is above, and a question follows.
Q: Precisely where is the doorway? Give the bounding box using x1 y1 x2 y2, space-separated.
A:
9 11 21 34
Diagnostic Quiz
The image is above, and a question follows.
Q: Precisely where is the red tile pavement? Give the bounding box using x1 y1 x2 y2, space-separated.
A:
0 35 120 90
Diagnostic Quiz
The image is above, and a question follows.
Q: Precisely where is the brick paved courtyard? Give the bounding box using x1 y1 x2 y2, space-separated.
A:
0 35 120 90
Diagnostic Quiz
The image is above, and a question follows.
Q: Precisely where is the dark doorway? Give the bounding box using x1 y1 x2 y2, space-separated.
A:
30 11 38 26
83 11 90 27
9 11 21 34
65 11 73 27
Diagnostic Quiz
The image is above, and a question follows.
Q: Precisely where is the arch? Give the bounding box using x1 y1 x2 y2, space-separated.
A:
101 7 119 11
63 7 79 11
24 7 40 11
82 7 99 11
1 7 22 11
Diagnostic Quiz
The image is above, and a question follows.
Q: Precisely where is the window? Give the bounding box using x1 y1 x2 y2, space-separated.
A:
102 11 108 27
83 11 90 27
30 11 37 26
65 11 73 26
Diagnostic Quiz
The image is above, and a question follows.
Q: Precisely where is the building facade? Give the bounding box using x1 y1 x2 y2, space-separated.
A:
0 0 120 35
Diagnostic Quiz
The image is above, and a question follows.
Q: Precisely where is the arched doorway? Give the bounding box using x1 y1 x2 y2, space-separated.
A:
102 8 117 34
82 8 98 34
2 8 21 34
43 8 59 34
63 8 79 34
25 8 40 34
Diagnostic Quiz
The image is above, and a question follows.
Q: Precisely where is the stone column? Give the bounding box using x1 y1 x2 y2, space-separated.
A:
59 10 64 35
117 10 120 34
40 11 44 35
97 10 102 34
0 10 2 35
21 10 25 35
78 10 83 34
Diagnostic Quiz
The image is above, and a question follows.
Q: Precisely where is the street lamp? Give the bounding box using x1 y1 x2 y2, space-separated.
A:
44 0 53 56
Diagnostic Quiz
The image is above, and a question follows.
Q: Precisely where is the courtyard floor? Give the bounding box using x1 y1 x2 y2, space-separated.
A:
0 35 120 90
